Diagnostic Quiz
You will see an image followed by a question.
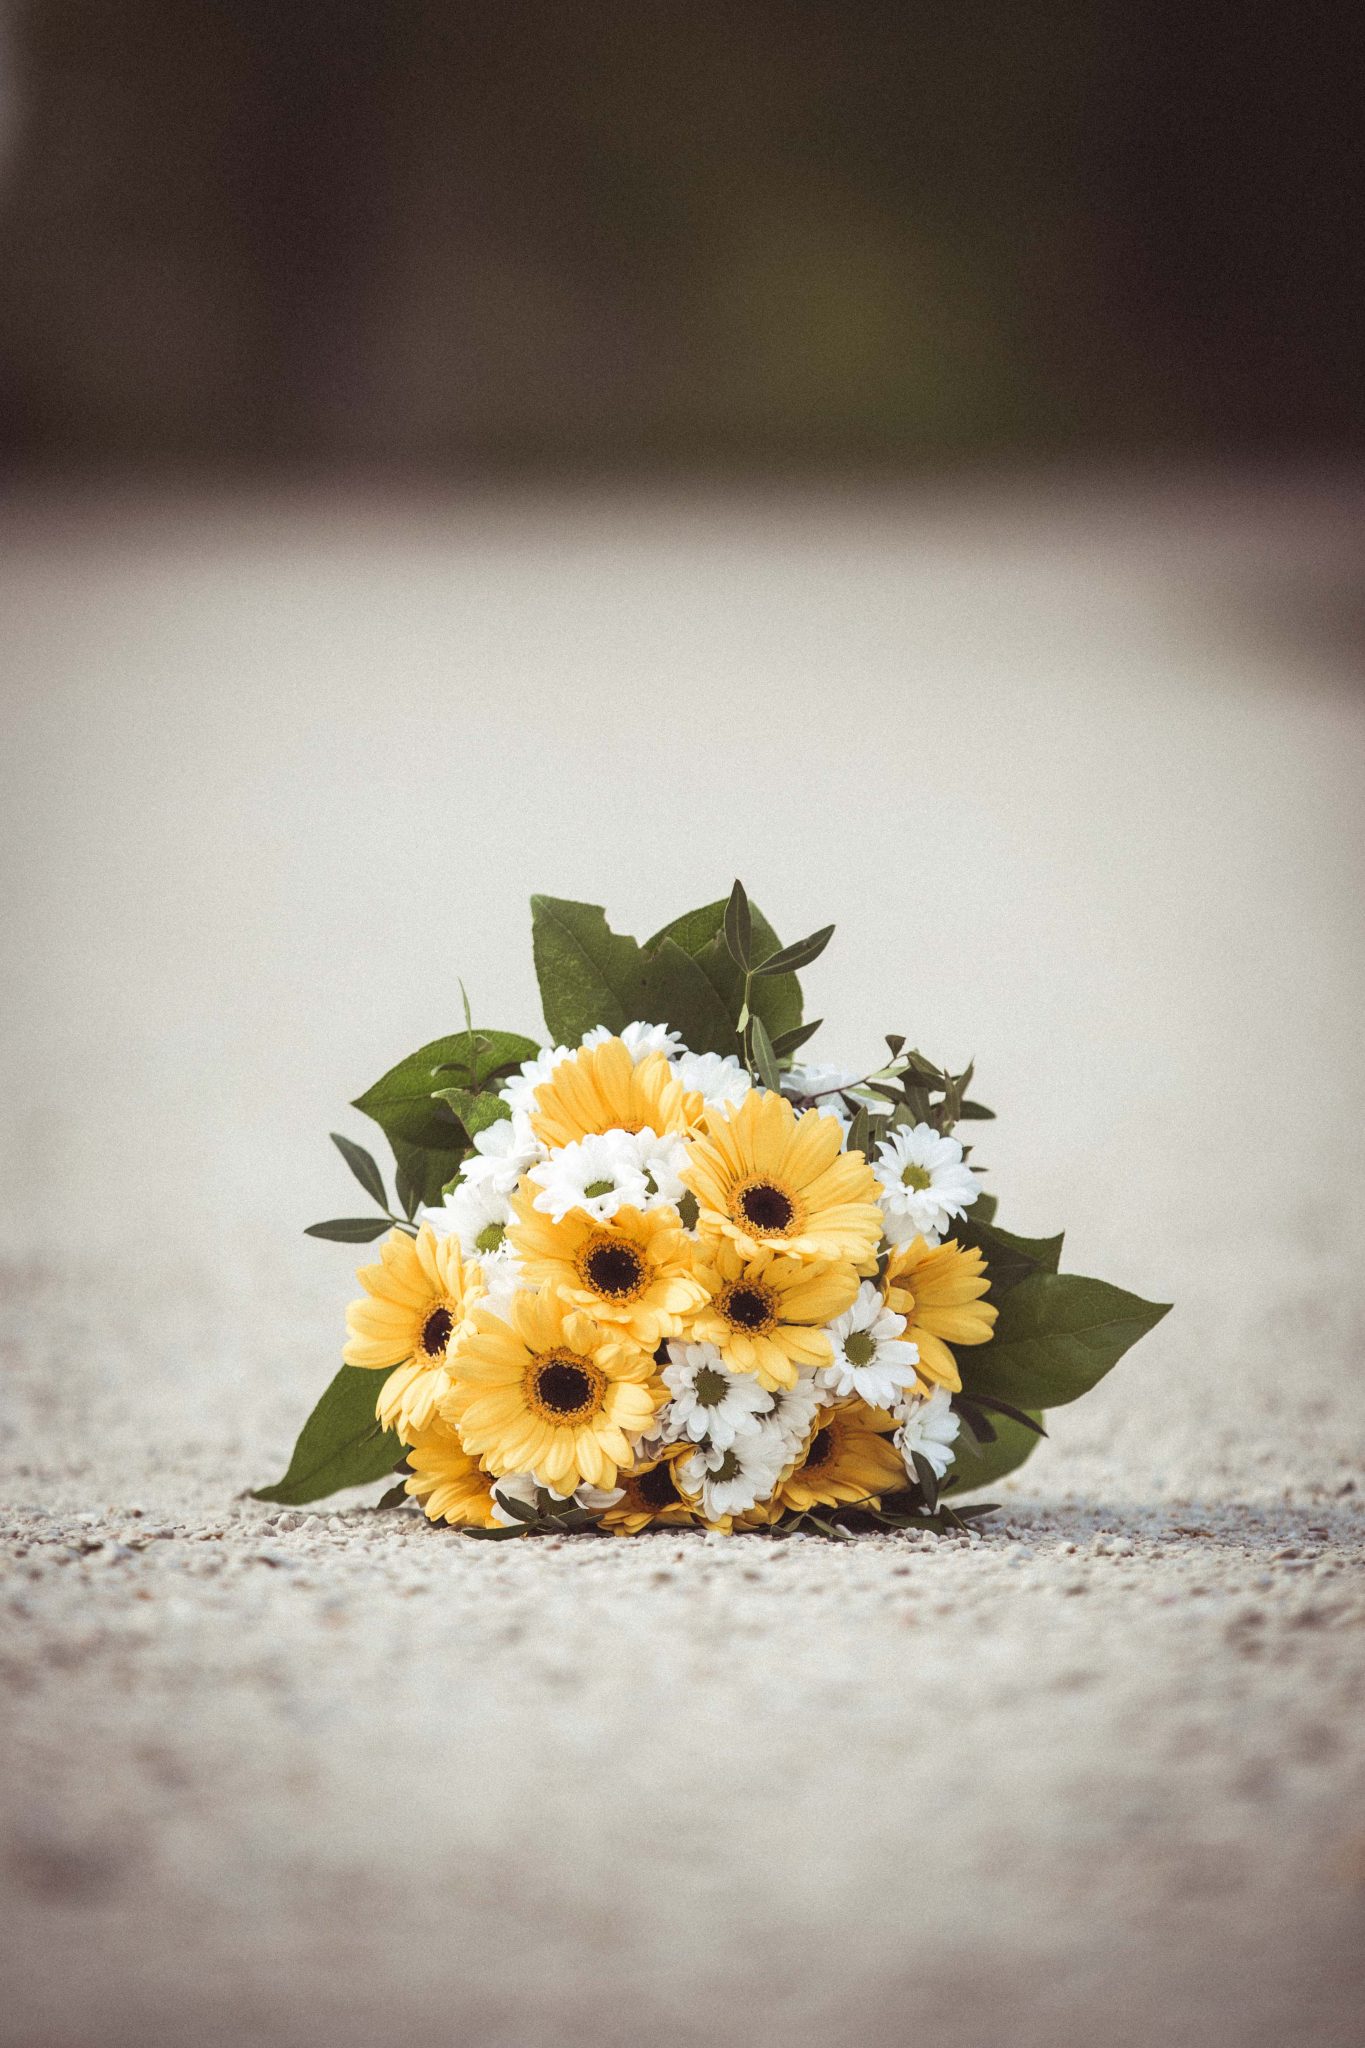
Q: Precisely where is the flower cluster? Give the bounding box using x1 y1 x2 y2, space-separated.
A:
261 887 1169 1536
342 1025 998 1533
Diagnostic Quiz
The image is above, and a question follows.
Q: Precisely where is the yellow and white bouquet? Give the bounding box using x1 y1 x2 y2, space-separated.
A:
255 887 1168 1536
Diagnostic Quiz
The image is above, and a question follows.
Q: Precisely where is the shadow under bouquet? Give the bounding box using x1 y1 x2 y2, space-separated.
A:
256 886 1169 1537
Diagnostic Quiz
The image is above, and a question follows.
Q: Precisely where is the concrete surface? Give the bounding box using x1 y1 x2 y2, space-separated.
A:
2 472 1363 2047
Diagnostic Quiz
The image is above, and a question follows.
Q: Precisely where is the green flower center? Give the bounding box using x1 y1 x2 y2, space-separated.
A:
711 1448 742 1484
475 1223 506 1253
583 1179 615 1199
694 1365 730 1407
900 1164 932 1191
842 1330 877 1368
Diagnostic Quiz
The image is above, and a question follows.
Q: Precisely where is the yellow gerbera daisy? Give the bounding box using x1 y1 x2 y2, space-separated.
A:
443 1285 663 1493
689 1238 859 1390
508 1191 706 1350
882 1235 998 1393
681 1088 883 1268
343 1224 484 1438
773 1397 906 1514
528 1039 702 1150
598 1443 700 1535
401 1417 499 1528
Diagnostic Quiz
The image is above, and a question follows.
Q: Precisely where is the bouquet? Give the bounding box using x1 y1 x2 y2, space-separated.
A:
255 887 1169 1537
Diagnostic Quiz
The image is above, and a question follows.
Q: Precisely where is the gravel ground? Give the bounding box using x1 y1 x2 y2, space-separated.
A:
2 474 1363 2047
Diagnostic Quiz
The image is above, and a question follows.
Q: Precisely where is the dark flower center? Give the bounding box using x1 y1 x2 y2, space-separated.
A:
583 1240 646 1299
533 1358 597 1417
636 1462 681 1510
738 1180 795 1233
419 1306 454 1356
805 1426 834 1472
724 1282 776 1332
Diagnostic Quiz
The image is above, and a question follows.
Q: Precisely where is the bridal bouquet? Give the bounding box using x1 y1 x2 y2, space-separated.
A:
255 888 1168 1536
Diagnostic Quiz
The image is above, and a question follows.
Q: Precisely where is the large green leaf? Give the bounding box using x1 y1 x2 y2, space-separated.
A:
954 1214 1065 1299
645 897 803 1045
252 1366 405 1505
530 897 649 1044
353 1028 537 1206
958 1272 1171 1410
641 937 737 1056
949 1407 1044 1494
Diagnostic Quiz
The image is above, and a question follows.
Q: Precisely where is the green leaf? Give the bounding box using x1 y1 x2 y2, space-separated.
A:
947 1407 1043 1493
770 1017 823 1059
910 1451 940 1512
353 1029 537 1207
846 1104 870 1157
972 1191 998 1226
750 1014 781 1093
252 1366 406 1504
394 1162 421 1220
958 1099 996 1120
953 1214 1065 1298
723 879 752 970
530 896 648 1044
641 938 738 1057
644 898 802 1045
958 1273 1171 1410
374 1482 411 1511
330 1133 387 1209
432 1087 513 1142
304 1217 395 1243
751 923 834 978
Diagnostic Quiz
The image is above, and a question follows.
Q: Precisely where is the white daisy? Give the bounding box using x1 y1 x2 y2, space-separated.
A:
681 1434 786 1521
673 1049 752 1110
498 1045 574 1118
660 1341 770 1449
473 1243 525 1319
752 1368 826 1463
418 1174 512 1259
460 1111 545 1195
819 1282 921 1407
582 1020 682 1062
894 1386 961 1485
527 1130 650 1224
873 1122 980 1247
629 1126 691 1209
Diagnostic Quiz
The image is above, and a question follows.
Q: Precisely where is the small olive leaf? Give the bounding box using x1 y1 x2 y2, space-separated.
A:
751 922 835 978
304 1217 395 1243
749 1014 781 1093
958 1392 1047 1436
252 1365 405 1504
972 1191 998 1226
393 1161 421 1220
959 1099 996 1120
959 1273 1171 1410
529 895 648 1044
846 1104 870 1157
723 878 752 971
948 1406 1043 1494
952 1399 998 1449
885 1033 906 1057
432 1087 512 1141
641 938 737 1056
374 1482 410 1511
910 1452 940 1512
770 1017 823 1058
329 1132 387 1209
491 1490 539 1524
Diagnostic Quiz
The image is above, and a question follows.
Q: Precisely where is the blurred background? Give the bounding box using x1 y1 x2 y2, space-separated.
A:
3 12 1365 2048
0 0 1360 473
